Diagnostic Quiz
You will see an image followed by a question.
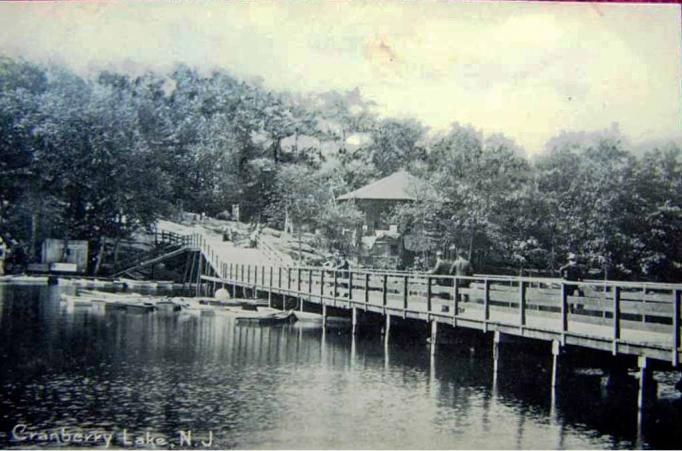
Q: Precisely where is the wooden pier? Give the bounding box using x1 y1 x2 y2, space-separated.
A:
153 228 681 436
180 232 681 367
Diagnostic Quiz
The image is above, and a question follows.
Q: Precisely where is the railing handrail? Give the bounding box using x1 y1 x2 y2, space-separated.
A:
161 230 682 292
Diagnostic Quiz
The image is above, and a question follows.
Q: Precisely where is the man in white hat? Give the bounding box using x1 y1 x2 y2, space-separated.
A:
559 252 585 309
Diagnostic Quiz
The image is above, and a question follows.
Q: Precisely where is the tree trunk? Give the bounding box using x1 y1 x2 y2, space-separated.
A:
467 226 475 261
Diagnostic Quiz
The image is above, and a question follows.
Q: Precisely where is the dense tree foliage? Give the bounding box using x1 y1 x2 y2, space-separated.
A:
0 58 679 281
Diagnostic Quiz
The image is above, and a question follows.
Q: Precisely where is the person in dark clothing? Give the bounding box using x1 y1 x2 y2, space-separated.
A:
429 251 452 284
334 252 350 297
430 251 454 309
450 249 473 302
559 252 584 296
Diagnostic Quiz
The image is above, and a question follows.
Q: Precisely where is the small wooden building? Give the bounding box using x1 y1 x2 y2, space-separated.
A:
337 170 418 235
40 239 89 273
337 170 419 268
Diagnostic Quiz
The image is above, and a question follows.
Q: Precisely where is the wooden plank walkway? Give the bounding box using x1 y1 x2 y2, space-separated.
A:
180 231 681 366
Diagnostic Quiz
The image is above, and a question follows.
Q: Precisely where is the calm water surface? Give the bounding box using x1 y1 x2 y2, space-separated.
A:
0 284 680 449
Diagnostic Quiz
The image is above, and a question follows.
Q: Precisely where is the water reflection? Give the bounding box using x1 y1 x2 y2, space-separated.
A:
0 285 680 448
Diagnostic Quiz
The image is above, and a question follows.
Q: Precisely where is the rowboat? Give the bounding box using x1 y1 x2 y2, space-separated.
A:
293 310 352 325
155 300 182 313
235 309 297 325
0 275 49 285
59 293 94 307
121 301 156 314
118 278 159 289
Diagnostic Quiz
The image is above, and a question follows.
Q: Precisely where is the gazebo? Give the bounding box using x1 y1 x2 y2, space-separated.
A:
337 170 418 235
337 170 420 268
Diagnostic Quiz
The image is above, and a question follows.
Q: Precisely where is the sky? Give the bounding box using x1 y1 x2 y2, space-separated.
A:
0 0 680 154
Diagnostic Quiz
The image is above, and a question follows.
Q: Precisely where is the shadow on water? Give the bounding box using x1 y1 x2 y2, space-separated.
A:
0 284 680 449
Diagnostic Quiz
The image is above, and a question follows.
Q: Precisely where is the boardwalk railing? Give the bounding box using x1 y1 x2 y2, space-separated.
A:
165 232 682 366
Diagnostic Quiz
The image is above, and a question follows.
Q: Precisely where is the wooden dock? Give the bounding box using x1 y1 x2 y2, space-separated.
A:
181 231 681 367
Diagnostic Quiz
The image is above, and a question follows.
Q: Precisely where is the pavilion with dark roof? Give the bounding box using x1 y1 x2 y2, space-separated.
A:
337 170 419 234
337 170 420 268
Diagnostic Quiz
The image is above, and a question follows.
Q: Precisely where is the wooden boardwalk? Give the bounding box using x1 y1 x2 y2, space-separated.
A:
181 232 681 367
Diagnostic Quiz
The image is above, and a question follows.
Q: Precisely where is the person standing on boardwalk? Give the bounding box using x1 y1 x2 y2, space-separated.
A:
430 250 453 286
559 253 585 311
450 249 473 302
334 251 350 297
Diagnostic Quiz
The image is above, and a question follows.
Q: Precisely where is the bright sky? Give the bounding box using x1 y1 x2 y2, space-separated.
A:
0 1 680 154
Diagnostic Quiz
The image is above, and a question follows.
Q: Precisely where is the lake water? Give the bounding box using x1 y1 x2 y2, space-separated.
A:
0 284 680 449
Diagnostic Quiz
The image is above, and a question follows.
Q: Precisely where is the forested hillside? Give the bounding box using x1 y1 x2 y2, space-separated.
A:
1 58 680 281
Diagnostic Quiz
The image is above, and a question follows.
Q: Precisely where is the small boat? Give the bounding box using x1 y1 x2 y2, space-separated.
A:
122 301 156 314
200 298 244 308
294 311 352 325
155 300 182 313
118 278 159 290
59 293 94 307
235 309 297 325
0 275 49 285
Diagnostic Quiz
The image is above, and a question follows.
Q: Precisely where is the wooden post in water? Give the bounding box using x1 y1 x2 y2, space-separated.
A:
352 307 358 335
430 320 438 355
492 330 501 388
322 304 328 329
637 355 655 447
384 314 391 346
551 340 561 388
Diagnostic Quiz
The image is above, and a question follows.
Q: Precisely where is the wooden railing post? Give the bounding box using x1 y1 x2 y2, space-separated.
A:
364 273 370 308
453 278 459 323
403 275 409 313
382 274 388 313
483 279 490 331
612 285 621 355
320 270 325 302
519 280 526 329
268 266 273 308
278 267 282 289
426 276 432 315
287 267 292 292
560 282 568 345
308 268 313 297
673 289 680 367
297 268 302 295
333 270 338 300
348 271 353 302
